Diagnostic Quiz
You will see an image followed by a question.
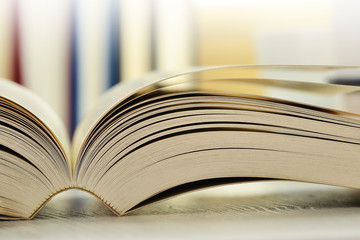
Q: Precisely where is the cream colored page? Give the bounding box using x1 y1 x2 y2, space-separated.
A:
0 79 70 157
72 65 360 169
72 72 172 164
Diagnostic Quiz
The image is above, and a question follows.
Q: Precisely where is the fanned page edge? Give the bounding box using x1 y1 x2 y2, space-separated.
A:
72 65 360 172
0 79 71 163
68 65 360 219
72 65 360 165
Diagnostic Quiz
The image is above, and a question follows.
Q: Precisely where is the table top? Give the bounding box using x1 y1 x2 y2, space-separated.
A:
1 181 360 240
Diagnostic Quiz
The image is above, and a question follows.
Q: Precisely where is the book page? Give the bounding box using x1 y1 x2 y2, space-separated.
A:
72 65 360 171
0 79 70 158
71 72 172 166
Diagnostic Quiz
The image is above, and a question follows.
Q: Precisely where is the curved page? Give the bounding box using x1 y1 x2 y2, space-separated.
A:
72 66 360 216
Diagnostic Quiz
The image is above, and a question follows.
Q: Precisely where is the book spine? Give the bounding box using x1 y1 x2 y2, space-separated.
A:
0 0 13 81
11 0 22 85
106 0 121 87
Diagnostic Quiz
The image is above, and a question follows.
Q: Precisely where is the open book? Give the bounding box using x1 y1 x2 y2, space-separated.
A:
1 65 360 220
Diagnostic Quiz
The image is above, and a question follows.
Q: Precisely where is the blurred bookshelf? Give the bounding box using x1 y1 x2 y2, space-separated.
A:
1 0 360 134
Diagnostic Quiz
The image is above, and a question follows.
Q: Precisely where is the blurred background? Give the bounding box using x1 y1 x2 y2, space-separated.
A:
0 0 360 135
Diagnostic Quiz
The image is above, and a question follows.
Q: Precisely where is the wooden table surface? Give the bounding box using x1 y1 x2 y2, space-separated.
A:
1 181 360 239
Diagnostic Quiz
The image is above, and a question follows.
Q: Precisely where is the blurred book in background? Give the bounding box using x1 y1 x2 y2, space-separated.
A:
0 0 13 81
119 0 152 82
72 0 109 130
17 0 70 128
152 0 194 73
